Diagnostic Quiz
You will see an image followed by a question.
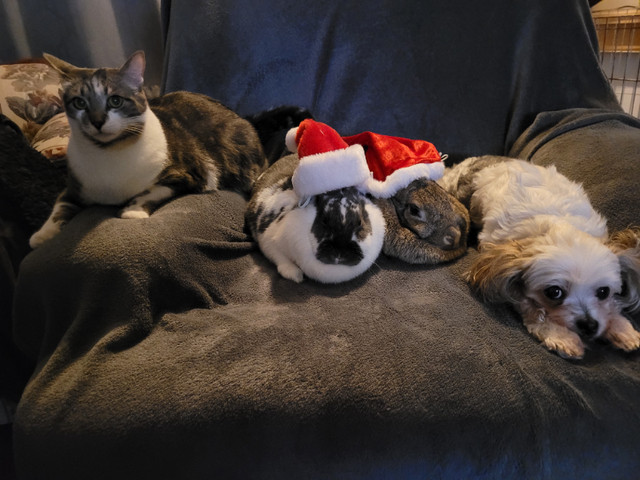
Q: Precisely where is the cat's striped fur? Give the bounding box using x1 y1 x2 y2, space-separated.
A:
30 51 267 248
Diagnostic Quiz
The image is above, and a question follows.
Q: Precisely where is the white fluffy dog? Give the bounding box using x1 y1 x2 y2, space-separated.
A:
439 156 640 359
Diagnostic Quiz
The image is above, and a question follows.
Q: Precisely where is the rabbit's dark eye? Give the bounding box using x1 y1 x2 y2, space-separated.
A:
408 204 421 217
596 286 610 300
544 285 565 301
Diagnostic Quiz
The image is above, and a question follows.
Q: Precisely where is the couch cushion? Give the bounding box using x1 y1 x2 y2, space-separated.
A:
0 62 63 141
30 112 69 161
12 177 640 479
163 0 621 162
11 0 640 478
0 114 66 233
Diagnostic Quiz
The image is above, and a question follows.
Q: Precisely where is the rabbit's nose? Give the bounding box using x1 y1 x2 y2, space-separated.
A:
442 226 461 249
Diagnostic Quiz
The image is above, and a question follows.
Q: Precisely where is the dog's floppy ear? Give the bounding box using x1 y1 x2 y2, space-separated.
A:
608 227 640 313
618 253 640 314
465 240 533 304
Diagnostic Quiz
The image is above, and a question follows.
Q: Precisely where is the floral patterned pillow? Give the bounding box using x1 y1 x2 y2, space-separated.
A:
0 62 64 141
31 112 70 161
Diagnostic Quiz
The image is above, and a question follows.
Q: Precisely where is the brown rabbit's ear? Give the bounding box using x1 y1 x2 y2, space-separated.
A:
466 240 535 304
43 53 80 79
391 183 412 206
390 178 427 213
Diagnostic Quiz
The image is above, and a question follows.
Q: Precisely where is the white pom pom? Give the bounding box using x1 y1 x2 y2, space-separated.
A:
285 126 299 153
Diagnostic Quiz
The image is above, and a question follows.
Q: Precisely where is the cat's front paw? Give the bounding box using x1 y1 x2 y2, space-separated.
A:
119 209 150 219
29 223 62 249
277 263 304 283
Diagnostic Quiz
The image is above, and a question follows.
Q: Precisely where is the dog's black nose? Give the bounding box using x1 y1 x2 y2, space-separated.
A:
576 317 599 337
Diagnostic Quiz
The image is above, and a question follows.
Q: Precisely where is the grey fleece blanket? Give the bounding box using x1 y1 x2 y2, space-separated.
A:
10 0 640 476
12 113 640 479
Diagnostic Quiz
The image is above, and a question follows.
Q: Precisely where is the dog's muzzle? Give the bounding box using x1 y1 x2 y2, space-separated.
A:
576 315 599 338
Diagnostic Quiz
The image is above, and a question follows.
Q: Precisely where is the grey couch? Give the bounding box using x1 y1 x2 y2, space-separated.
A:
5 0 640 478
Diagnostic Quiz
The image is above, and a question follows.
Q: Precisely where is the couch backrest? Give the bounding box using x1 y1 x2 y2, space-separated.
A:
162 0 621 162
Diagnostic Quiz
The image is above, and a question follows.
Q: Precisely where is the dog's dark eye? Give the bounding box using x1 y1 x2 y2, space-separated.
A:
596 286 610 300
544 286 565 301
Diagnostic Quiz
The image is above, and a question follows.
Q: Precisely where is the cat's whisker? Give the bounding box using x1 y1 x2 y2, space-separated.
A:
370 259 383 270
124 124 145 135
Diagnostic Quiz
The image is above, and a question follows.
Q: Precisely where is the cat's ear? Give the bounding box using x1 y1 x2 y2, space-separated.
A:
43 53 79 79
119 51 145 91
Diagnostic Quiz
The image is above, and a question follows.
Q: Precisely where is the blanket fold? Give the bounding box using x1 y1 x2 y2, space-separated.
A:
12 129 640 477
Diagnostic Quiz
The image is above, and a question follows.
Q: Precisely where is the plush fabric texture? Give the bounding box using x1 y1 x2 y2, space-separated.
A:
342 131 443 182
0 63 63 141
10 0 640 478
12 141 640 478
288 119 371 198
163 0 621 162
0 114 67 234
342 131 445 198
288 119 445 198
30 112 70 160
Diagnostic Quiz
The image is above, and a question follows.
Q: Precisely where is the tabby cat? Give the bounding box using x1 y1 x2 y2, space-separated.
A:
30 51 267 248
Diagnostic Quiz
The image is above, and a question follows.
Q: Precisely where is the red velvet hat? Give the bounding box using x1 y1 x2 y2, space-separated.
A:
286 119 444 199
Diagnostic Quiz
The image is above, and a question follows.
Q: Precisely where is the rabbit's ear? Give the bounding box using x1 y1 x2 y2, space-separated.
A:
393 178 427 204
391 187 410 207
390 195 405 215
390 180 419 217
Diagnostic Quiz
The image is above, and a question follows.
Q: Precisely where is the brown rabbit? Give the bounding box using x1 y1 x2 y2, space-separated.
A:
373 178 470 264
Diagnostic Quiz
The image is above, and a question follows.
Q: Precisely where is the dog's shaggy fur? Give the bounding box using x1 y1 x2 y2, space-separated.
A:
607 227 640 315
440 156 640 359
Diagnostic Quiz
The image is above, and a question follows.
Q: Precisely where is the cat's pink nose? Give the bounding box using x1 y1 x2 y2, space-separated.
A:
90 114 107 130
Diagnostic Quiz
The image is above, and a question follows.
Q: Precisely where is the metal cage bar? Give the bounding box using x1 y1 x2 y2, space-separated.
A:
593 7 640 117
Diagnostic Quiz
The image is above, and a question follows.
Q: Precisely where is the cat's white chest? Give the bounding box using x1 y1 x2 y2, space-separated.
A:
67 110 169 206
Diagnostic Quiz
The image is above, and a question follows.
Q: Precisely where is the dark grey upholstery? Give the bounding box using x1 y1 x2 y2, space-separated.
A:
10 1 640 478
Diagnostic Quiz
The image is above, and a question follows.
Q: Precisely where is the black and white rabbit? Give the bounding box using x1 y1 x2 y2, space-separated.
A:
245 154 385 283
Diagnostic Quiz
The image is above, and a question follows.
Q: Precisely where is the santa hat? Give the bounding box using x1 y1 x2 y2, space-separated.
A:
286 119 444 199
342 131 444 198
286 119 370 199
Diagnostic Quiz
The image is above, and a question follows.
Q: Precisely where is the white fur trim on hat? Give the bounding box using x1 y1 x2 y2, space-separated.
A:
360 162 445 198
285 126 299 153
292 144 369 198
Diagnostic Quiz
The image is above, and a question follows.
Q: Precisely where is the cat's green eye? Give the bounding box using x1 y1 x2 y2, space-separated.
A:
107 95 124 109
71 97 88 110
